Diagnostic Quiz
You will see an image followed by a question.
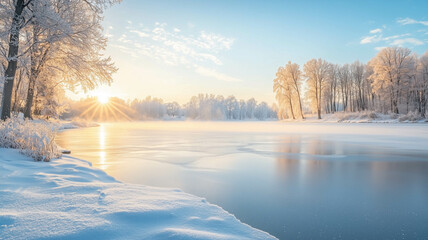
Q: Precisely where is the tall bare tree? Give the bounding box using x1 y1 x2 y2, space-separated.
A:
369 47 415 114
273 66 295 119
415 51 428 117
350 61 366 111
1 0 33 120
22 0 118 119
304 58 331 119
284 61 305 119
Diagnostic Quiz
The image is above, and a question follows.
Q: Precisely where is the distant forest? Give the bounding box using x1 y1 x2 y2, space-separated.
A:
63 94 278 121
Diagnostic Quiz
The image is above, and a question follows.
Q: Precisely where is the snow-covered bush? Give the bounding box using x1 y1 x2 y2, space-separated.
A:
335 111 378 122
398 111 424 122
0 117 60 161
331 111 388 122
360 111 378 120
388 112 399 119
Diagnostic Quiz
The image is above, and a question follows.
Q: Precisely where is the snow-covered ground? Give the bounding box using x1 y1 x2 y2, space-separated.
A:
0 148 276 240
282 111 428 123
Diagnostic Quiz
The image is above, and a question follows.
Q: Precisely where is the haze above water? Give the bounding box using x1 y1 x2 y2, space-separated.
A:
56 122 428 239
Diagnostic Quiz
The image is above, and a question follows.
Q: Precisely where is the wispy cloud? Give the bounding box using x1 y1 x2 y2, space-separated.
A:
111 21 239 82
360 35 382 44
129 30 149 38
118 34 131 44
369 28 382 34
360 20 426 49
397 17 428 26
361 32 424 47
360 32 412 44
382 33 410 41
390 38 424 46
195 67 242 82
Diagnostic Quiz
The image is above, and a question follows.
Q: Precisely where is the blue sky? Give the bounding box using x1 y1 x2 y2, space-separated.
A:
92 0 428 104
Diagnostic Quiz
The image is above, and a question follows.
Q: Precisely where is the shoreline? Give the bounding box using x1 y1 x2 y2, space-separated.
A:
0 147 277 239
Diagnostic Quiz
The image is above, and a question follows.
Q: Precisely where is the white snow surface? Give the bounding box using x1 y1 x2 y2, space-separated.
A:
282 111 428 123
0 148 276 240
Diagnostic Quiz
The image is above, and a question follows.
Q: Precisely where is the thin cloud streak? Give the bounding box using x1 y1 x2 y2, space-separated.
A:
397 17 428 26
390 38 424 46
195 67 242 82
360 19 426 48
370 28 382 34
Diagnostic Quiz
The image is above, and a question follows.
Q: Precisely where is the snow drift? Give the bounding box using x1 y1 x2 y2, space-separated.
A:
0 148 276 240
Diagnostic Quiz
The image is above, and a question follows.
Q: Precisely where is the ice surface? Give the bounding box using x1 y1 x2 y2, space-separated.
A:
55 121 428 239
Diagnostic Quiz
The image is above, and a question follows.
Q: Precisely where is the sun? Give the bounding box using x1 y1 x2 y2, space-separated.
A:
97 93 110 104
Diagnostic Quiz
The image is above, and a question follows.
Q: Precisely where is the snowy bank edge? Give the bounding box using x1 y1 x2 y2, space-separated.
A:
0 148 277 240
279 111 428 123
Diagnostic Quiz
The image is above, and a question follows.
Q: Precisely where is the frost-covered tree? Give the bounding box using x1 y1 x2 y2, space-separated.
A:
0 0 33 120
254 102 269 120
273 66 296 119
166 102 181 118
25 0 118 119
225 96 239 119
369 47 415 114
238 100 246 120
273 62 305 119
338 64 351 111
304 58 331 119
415 51 428 117
285 62 305 119
324 64 339 113
0 0 119 120
350 61 367 111
246 98 256 119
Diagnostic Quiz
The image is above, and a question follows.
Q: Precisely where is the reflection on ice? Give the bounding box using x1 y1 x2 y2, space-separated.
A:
99 124 107 170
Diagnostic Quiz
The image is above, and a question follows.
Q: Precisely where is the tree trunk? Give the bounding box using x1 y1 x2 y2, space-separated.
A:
420 89 426 118
24 21 40 120
296 88 304 119
318 79 322 119
24 77 36 119
1 0 25 120
289 97 295 119
12 69 23 112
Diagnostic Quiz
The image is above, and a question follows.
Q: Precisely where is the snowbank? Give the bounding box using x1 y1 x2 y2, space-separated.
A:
282 111 428 123
0 148 276 240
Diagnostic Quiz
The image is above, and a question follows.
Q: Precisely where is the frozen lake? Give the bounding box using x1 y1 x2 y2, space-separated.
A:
56 121 428 239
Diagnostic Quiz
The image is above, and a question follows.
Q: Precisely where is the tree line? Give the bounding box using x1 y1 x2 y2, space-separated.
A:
274 47 428 119
0 0 119 120
64 94 278 121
